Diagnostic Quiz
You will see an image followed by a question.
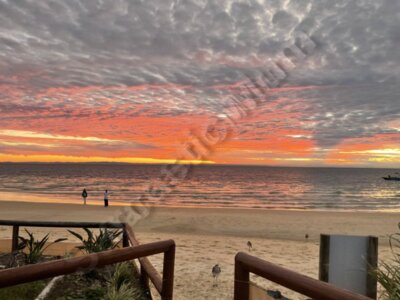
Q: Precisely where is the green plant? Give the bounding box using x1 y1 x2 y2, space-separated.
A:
104 262 150 300
0 280 48 300
83 288 106 300
103 283 136 300
373 223 400 299
108 262 134 290
374 259 400 299
68 228 122 254
18 230 67 264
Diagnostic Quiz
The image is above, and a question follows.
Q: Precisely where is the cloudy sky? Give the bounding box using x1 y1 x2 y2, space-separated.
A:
0 0 399 167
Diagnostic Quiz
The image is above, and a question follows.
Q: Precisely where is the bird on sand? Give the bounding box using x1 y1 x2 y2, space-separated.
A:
247 241 253 251
212 264 221 286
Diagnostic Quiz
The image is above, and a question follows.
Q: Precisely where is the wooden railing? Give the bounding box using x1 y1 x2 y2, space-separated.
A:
234 252 372 300
0 220 127 252
0 220 175 300
124 223 175 296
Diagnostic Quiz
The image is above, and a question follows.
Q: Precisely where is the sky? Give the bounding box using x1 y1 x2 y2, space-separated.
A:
0 0 399 167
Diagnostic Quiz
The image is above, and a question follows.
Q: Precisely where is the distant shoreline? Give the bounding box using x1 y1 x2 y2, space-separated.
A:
1 161 399 170
0 196 399 213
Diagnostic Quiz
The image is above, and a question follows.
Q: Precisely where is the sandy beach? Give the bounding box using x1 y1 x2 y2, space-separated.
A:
0 201 398 299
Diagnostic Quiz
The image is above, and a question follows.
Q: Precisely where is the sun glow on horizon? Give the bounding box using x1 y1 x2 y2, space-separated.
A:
0 153 214 165
0 127 399 167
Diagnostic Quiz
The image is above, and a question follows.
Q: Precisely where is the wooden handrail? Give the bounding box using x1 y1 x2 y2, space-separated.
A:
0 220 175 300
234 252 372 300
0 240 174 288
0 220 124 252
124 223 175 299
124 224 163 293
0 220 124 228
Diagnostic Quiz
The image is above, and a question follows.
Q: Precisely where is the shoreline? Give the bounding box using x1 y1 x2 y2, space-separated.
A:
0 200 399 244
1 198 400 214
0 196 400 214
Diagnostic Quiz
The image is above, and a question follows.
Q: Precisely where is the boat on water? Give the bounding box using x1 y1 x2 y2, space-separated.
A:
383 174 400 181
383 177 400 181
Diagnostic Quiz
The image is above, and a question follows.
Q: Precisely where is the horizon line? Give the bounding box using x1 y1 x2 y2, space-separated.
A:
1 161 399 170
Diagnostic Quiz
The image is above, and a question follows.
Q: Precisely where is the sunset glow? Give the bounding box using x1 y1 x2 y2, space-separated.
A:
1 81 399 167
0 1 399 168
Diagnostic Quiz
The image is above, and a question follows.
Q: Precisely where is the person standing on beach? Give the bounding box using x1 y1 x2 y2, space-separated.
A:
104 190 109 207
82 189 88 205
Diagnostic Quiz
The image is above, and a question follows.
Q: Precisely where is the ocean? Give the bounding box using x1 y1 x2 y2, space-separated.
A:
0 163 399 212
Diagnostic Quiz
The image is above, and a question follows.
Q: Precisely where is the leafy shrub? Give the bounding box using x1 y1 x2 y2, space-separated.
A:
0 280 48 300
62 287 105 300
68 228 122 254
374 259 400 299
374 223 400 299
18 230 67 264
108 262 134 290
104 262 149 300
83 288 106 300
103 283 136 300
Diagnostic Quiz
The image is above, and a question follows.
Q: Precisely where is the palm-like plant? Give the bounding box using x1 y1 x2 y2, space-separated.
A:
374 259 400 299
18 230 67 264
68 228 122 254
374 223 400 299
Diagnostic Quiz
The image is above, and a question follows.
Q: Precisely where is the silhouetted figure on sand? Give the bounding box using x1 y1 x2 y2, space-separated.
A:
82 189 88 205
104 190 109 207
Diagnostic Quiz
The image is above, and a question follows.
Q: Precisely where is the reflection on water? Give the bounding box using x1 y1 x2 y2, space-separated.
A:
0 163 399 211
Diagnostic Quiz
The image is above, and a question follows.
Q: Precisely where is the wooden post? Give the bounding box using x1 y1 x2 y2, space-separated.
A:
234 254 250 300
366 236 378 299
11 225 19 253
122 227 129 248
161 244 175 300
319 234 330 282
140 263 150 289
319 234 378 299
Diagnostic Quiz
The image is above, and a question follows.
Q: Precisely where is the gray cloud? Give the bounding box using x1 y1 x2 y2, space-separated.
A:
0 0 399 150
0 0 398 87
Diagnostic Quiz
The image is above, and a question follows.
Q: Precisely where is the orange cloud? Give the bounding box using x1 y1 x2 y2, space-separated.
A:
1 82 399 168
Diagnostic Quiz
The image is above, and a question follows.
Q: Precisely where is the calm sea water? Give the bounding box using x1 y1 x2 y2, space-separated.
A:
0 163 399 212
